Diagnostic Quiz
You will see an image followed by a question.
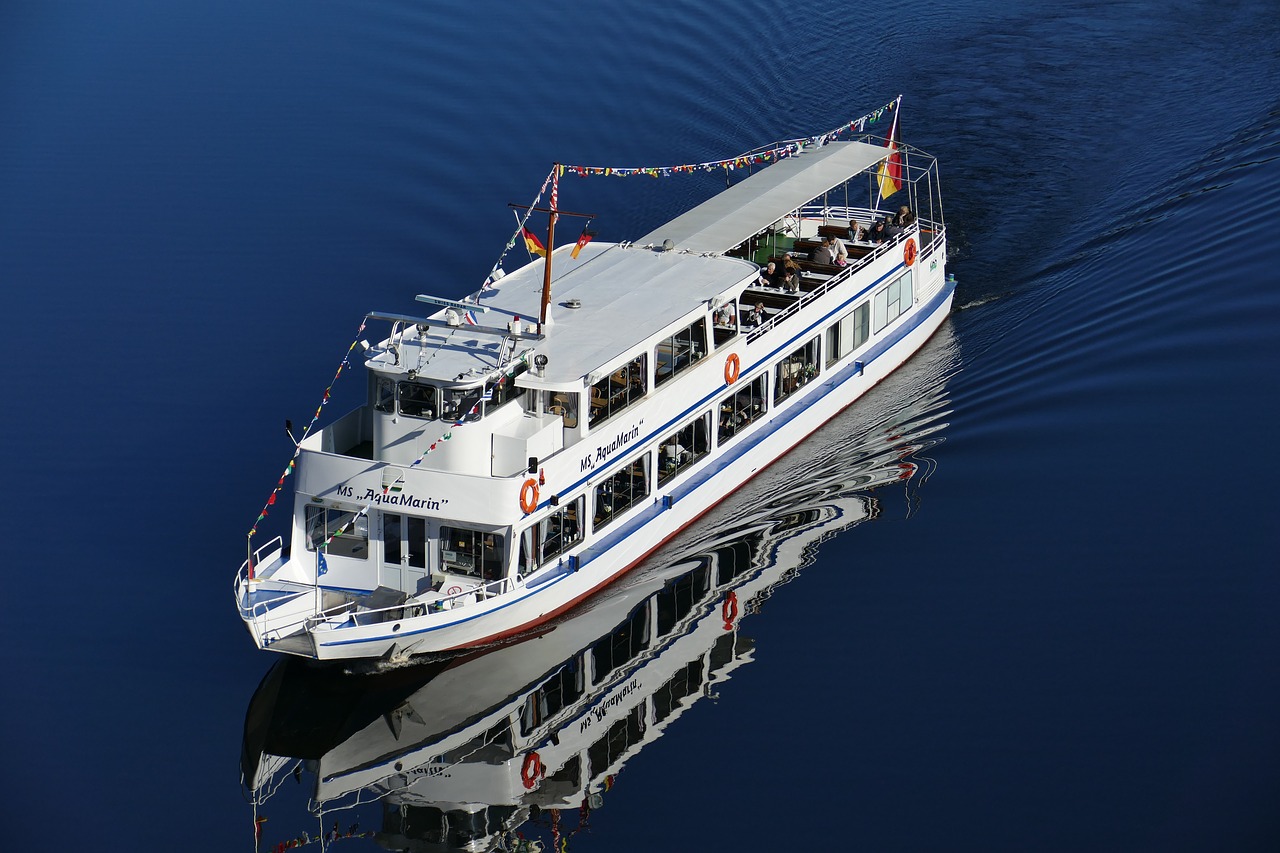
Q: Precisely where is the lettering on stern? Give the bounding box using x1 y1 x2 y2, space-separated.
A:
334 483 447 511
578 677 641 734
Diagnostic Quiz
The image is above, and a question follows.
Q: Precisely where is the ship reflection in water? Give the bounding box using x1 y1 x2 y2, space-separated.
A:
241 326 959 852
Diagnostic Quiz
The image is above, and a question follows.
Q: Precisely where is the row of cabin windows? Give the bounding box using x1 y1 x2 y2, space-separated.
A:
305 505 506 582
517 563 735 749
517 270 918 570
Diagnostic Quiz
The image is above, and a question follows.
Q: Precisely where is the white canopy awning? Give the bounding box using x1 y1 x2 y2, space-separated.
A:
638 140 892 254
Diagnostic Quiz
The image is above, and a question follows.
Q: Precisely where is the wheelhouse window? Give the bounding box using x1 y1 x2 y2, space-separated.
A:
397 381 437 419
440 386 483 423
711 301 738 347
774 337 820 404
593 455 650 531
518 496 584 573
658 413 711 486
439 526 505 582
589 355 647 428
718 374 767 444
873 270 914 332
305 506 369 559
374 377 396 413
485 365 528 415
655 319 707 387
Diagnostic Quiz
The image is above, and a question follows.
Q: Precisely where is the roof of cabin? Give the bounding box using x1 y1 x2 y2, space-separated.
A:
368 243 755 388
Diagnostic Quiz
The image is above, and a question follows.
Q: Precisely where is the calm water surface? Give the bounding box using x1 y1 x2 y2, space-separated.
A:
2 1 1278 850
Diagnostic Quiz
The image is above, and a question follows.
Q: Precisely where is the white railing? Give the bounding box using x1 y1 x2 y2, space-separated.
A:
747 214 930 342
243 573 522 649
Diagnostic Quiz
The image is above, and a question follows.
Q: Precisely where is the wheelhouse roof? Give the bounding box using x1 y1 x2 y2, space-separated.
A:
638 140 892 254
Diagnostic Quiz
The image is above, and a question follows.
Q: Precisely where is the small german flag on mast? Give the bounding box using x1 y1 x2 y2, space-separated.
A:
570 225 597 259
522 226 546 258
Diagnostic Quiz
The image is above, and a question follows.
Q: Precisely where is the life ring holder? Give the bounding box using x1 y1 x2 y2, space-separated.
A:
724 353 741 385
519 479 540 514
521 751 544 790
903 237 918 267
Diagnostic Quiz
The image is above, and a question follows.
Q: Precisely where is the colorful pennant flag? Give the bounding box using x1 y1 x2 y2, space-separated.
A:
522 226 546 258
464 310 479 325
570 227 597 259
318 552 328 577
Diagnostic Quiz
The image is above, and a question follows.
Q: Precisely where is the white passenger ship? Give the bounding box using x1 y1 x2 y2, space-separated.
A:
235 102 955 661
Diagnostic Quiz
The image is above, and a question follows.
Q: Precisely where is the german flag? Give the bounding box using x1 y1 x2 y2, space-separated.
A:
570 226 597 259
876 104 902 201
522 226 546 258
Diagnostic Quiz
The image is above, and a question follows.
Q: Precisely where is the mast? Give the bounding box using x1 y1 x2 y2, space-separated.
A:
539 165 559 333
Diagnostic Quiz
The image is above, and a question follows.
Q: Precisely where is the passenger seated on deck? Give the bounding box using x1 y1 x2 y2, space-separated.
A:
894 205 915 228
847 219 867 242
713 303 736 327
831 233 849 266
747 301 767 327
756 260 782 288
781 255 800 292
810 235 836 266
867 219 889 243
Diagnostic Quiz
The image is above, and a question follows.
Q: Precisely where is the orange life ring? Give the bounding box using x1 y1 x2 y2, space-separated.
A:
721 590 739 631
519 479 539 514
724 353 741 385
903 237 918 267
521 751 544 790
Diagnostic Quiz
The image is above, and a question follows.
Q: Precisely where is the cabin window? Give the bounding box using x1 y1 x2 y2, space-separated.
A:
374 377 396 413
711 301 738 347
873 270 914 332
519 658 586 737
485 365 528 415
654 319 707 387
440 386 484 423
591 606 650 685
397 381 437 419
587 704 647 779
588 355 647 428
717 374 767 444
653 658 705 724
655 564 711 637
544 390 579 428
829 302 870 366
439 526 505 582
658 413 712 485
304 506 369 560
774 337 820 404
593 455 650 531
518 496 584 573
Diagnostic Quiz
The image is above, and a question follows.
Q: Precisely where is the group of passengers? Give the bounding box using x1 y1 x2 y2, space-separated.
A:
756 255 801 293
848 205 915 245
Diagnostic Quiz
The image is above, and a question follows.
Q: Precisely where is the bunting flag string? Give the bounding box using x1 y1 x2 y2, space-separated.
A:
247 318 368 545
556 97 899 178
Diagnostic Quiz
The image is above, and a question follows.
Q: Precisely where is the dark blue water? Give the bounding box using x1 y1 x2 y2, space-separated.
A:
3 1 1279 849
